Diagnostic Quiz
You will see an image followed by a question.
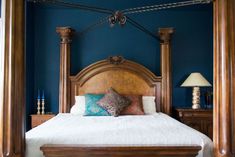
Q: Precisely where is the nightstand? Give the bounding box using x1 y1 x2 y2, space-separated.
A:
31 114 55 128
174 108 213 139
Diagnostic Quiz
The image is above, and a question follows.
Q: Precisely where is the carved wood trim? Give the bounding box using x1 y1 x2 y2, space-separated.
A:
0 0 25 157
56 27 74 113
57 27 173 115
69 56 163 113
71 56 161 86
41 144 201 157
159 28 174 115
213 0 235 157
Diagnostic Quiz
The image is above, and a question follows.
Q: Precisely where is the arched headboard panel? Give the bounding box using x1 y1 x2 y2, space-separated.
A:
56 27 174 115
70 56 162 112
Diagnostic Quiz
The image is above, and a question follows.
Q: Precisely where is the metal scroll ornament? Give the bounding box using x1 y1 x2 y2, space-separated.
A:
28 0 213 38
109 11 127 27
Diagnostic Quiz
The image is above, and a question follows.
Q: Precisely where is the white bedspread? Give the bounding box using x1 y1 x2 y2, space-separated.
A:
26 113 213 157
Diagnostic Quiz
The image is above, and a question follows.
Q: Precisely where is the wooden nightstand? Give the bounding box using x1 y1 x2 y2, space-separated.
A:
174 108 213 139
31 114 55 128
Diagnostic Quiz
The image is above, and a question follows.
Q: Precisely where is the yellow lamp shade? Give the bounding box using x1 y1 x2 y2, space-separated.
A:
181 72 212 87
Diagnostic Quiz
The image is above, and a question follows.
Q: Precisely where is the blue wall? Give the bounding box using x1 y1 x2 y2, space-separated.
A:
26 2 35 130
26 0 213 128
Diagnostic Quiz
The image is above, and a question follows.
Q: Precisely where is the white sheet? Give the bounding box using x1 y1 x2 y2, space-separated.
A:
26 113 213 157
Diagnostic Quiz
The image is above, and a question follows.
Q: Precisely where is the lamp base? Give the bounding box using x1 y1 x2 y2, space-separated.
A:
192 87 201 109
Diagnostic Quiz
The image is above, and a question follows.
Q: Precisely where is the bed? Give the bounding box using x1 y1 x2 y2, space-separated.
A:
26 113 213 157
26 27 213 157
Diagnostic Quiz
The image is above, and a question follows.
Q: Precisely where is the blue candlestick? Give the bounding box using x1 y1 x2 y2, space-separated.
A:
42 90 45 99
37 89 40 99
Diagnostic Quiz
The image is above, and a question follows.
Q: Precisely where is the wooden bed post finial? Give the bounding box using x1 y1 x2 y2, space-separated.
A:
56 27 74 44
159 28 174 43
158 28 174 115
56 27 75 113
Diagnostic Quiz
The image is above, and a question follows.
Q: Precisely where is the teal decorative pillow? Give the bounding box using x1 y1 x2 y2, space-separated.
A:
84 94 110 116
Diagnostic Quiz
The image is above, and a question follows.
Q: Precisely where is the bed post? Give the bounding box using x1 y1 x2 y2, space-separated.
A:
213 0 235 157
0 0 25 157
158 28 174 115
56 27 74 113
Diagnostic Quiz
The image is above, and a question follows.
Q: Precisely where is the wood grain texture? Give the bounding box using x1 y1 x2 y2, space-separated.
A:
49 26 203 157
40 144 201 157
174 108 213 140
0 0 25 157
213 0 235 156
58 27 174 115
31 114 55 128
69 56 163 113
159 28 174 115
56 27 74 113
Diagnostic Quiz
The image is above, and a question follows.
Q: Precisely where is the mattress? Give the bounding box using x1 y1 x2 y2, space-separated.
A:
26 113 213 157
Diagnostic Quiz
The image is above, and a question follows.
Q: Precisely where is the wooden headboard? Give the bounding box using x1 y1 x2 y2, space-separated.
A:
56 27 174 115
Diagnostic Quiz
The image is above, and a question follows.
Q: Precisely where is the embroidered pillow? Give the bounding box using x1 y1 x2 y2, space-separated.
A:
84 94 110 116
121 95 144 115
97 88 131 117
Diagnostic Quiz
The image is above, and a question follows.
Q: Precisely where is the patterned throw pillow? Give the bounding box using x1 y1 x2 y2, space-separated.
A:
120 95 144 115
84 94 110 116
97 88 131 117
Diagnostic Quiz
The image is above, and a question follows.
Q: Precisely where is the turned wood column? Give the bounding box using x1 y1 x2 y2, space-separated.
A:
56 27 74 113
158 28 174 115
0 0 25 157
213 0 235 157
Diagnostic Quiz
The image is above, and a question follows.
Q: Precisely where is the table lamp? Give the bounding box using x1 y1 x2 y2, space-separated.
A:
181 72 212 109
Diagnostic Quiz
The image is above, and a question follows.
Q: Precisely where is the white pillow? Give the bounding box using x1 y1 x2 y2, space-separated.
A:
70 96 156 115
70 96 85 115
142 96 156 114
